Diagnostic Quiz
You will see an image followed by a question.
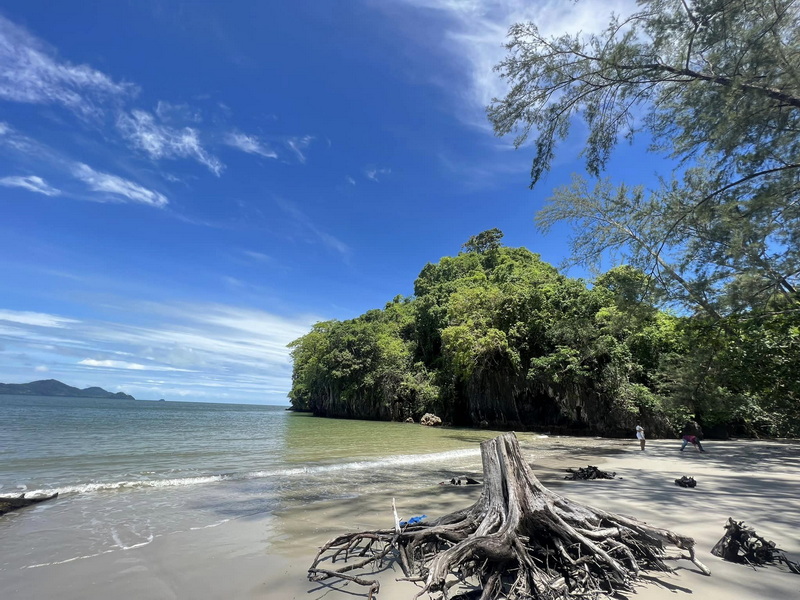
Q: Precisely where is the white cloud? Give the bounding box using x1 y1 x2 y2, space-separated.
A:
79 358 147 370
241 250 273 263
0 126 171 206
0 300 319 403
78 358 193 372
117 109 224 175
0 15 136 117
224 131 278 159
384 0 638 124
0 309 80 328
286 135 314 163
155 100 202 123
365 167 391 181
346 176 356 186
35 365 49 372
0 175 60 196
0 121 58 159
72 163 169 207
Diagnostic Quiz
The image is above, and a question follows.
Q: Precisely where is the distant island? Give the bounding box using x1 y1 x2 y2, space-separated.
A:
0 379 135 400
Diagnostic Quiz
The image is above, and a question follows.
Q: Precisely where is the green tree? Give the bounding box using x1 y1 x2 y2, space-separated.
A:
489 0 800 316
461 228 504 254
288 300 438 421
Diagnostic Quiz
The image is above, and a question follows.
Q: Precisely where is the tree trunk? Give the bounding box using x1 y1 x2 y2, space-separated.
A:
309 432 709 599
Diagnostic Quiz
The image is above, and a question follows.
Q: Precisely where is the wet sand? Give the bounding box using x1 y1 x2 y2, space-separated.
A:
3 436 799 600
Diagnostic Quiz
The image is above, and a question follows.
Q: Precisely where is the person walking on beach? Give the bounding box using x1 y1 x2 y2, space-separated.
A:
680 434 705 452
635 425 646 451
680 418 705 452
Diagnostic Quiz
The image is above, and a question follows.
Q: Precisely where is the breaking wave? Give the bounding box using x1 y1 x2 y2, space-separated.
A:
13 448 481 498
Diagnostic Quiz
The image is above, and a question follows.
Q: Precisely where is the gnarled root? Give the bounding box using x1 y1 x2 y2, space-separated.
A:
308 432 710 599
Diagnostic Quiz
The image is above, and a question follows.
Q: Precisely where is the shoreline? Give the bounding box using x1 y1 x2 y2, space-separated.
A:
2 436 799 599
272 436 800 600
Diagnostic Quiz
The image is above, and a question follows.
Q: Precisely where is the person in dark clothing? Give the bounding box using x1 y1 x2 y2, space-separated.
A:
683 419 703 438
680 419 705 452
680 434 705 451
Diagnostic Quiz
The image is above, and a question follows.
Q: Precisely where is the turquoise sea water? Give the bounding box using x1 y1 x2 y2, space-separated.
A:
0 395 525 573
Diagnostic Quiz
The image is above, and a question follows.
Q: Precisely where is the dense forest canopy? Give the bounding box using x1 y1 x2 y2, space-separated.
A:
288 233 799 437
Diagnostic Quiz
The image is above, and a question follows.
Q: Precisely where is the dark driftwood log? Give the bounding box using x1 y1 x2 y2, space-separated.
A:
711 518 800 574
308 432 709 599
0 492 58 516
440 477 481 486
564 465 616 480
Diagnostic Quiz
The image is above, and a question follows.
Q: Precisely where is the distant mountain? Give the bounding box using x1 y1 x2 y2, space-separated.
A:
0 379 135 400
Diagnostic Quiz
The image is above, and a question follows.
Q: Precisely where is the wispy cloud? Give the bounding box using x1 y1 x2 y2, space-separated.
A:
241 249 273 264
78 358 147 370
0 15 136 117
0 303 319 403
0 122 172 208
365 167 391 182
117 109 224 175
78 358 193 372
384 0 638 125
0 174 60 196
0 13 324 199
286 135 314 163
276 197 350 259
0 309 79 328
224 131 278 159
0 121 60 159
155 100 202 123
72 163 169 207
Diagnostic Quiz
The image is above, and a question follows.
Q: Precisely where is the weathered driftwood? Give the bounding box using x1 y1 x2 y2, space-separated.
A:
564 465 616 480
711 518 800 574
440 477 481 486
0 492 58 516
308 432 709 599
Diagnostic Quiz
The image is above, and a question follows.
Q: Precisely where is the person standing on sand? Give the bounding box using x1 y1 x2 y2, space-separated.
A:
636 425 646 451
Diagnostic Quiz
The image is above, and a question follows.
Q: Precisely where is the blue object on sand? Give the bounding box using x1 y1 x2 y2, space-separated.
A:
399 515 427 527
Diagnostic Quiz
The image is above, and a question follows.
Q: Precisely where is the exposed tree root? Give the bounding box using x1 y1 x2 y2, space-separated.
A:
308 432 710 599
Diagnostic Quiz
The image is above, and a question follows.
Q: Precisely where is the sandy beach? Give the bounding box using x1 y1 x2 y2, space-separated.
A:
3 436 799 600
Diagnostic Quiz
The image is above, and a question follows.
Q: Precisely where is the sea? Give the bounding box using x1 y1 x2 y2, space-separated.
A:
0 395 563 575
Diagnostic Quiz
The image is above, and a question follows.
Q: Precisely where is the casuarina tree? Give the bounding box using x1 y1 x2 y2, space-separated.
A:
488 0 800 318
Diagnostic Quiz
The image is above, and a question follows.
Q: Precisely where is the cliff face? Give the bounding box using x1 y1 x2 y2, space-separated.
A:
0 379 135 400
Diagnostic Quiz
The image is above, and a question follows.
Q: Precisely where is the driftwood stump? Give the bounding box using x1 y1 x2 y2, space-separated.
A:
308 432 709 599
711 518 800 574
564 465 616 480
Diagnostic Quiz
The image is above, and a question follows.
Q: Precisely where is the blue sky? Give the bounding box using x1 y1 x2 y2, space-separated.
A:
0 0 649 404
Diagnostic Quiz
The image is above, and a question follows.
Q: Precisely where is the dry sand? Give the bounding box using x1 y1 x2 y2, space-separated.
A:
3 436 799 600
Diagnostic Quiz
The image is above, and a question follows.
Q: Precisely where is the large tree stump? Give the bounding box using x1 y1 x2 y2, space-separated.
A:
309 432 709 599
